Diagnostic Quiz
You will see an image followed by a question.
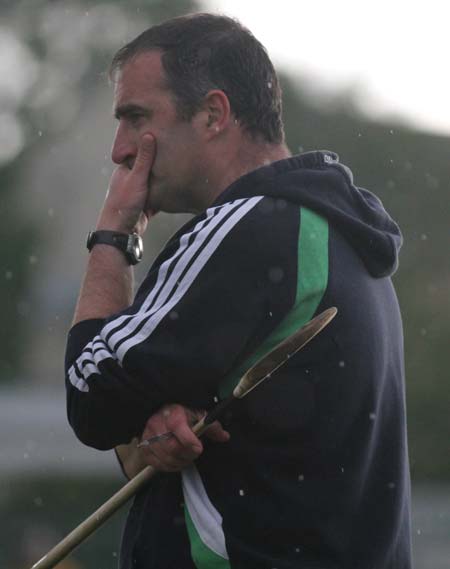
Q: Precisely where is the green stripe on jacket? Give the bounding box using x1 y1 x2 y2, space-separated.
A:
185 207 329 569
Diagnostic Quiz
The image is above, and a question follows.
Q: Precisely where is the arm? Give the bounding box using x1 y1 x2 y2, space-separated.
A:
66 194 298 450
73 133 155 325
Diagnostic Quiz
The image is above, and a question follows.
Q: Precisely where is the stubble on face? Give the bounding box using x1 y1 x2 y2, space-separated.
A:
112 51 210 214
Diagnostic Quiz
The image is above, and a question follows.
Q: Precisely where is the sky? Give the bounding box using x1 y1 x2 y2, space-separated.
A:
206 0 449 137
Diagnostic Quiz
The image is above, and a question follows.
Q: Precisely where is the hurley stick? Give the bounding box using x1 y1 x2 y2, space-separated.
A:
31 307 337 569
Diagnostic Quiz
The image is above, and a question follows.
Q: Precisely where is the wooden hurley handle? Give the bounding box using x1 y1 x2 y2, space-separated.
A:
31 414 215 569
31 464 156 569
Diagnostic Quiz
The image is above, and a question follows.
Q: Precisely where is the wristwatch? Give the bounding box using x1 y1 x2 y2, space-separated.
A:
86 230 143 265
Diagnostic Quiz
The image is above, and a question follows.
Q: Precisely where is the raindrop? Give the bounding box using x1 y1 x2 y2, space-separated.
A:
48 208 54 217
17 301 30 316
340 467 345 473
169 310 179 321
5 270 13 280
29 255 38 265
112 552 118 558
369 412 376 421
420 328 427 336
298 145 304 153
357 133 362 138
420 234 427 241
268 267 284 283
425 173 439 189
38 130 43 137
417 529 421 535
267 81 272 89
163 409 171 418
386 180 396 190
298 474 304 482
33 496 43 507
239 489 245 496
388 482 396 489
213 396 219 403
295 547 301 553
389 129 394 135
338 361 345 368
24 453 29 459
269 311 273 317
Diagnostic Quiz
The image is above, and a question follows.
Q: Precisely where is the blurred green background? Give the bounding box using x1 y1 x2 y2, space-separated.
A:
0 1 448 568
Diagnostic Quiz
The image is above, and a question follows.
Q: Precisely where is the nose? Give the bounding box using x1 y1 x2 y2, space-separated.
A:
111 122 136 166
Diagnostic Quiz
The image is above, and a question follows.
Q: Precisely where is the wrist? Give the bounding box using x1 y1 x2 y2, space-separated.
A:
87 230 144 265
96 206 151 236
96 212 135 234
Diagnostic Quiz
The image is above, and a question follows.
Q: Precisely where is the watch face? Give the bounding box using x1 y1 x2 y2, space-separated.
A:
134 241 143 260
128 234 143 264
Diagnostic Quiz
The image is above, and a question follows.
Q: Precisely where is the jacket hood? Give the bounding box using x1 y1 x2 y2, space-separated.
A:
215 151 402 278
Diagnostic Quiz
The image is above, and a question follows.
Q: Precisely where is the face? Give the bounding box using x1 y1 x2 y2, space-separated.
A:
112 51 207 213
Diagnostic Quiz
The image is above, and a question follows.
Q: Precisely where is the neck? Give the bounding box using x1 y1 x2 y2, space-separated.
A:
195 139 291 212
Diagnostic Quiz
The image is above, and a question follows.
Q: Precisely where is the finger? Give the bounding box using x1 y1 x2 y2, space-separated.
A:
141 446 198 472
165 406 204 452
141 448 183 472
152 440 202 465
204 421 231 443
132 133 155 180
171 419 204 453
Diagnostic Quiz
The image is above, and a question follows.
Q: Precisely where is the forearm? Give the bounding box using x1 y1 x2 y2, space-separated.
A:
72 134 155 326
72 244 134 326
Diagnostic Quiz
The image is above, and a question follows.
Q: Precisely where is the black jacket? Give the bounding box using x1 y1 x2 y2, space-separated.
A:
65 151 412 569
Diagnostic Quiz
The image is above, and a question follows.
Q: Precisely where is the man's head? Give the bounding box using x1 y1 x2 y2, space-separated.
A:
110 13 284 145
110 13 287 214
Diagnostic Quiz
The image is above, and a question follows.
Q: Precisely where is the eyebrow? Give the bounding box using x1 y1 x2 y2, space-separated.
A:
113 103 151 120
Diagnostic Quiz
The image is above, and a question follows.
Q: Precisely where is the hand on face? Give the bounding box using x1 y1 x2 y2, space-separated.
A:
97 133 157 235
139 403 230 472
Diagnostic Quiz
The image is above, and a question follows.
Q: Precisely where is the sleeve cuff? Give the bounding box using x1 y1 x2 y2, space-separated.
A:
65 318 104 371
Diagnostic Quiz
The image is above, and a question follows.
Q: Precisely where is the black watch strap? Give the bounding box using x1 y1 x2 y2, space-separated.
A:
86 230 143 265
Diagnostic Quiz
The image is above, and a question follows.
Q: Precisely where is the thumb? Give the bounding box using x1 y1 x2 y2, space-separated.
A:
133 134 155 179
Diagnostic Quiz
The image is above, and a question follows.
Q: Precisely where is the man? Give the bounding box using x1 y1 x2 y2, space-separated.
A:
65 13 412 569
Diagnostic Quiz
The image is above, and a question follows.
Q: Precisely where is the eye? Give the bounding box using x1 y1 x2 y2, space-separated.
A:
128 113 143 126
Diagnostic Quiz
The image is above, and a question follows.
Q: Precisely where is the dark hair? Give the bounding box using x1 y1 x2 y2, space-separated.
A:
110 13 284 144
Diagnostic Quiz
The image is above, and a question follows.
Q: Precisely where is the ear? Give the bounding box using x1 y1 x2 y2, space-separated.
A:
201 90 231 138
